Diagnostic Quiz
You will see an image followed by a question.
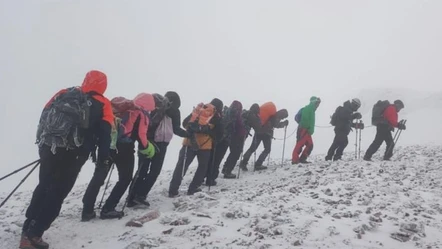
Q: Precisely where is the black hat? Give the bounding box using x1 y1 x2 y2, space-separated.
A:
165 91 181 109
394 100 404 109
210 98 224 112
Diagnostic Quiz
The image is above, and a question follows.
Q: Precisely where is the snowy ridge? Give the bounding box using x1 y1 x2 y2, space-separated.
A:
1 145 442 249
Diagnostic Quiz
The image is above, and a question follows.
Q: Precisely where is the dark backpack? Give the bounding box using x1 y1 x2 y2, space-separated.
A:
371 100 390 125
330 106 342 126
36 87 92 153
294 108 303 124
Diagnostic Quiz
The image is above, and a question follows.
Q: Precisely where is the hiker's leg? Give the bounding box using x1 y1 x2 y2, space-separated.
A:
188 149 211 192
102 143 135 211
82 162 110 213
169 146 196 195
364 126 384 159
326 131 340 160
240 134 260 166
383 128 395 160
256 135 271 166
334 132 349 160
140 142 168 198
222 136 244 174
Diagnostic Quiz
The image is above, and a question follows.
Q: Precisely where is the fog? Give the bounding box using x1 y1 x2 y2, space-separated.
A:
1 0 441 192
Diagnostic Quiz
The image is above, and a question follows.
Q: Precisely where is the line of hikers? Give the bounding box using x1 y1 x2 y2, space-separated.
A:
19 70 406 249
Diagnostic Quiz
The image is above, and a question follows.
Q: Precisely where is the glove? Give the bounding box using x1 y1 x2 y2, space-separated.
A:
282 120 289 127
352 112 362 120
398 122 406 130
139 141 156 158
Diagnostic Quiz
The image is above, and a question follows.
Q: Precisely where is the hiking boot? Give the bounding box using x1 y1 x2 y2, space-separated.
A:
81 211 97 222
291 160 299 165
205 180 217 186
131 196 150 208
19 235 36 249
28 236 49 249
239 163 248 171
325 156 332 161
363 156 372 162
299 159 311 164
223 173 236 179
100 209 124 219
254 165 268 171
333 157 342 161
187 188 202 195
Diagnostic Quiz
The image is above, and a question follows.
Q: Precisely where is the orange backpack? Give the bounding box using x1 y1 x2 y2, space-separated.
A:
259 102 277 125
189 103 216 126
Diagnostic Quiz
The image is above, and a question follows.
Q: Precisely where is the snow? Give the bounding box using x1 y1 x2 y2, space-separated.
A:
2 145 442 249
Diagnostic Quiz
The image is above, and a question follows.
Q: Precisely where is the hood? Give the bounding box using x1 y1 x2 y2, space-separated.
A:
230 100 243 112
210 98 224 113
165 91 181 109
133 93 155 112
249 103 260 115
81 70 107 95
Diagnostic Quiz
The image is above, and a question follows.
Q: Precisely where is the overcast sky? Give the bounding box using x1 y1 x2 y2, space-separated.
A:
1 0 441 191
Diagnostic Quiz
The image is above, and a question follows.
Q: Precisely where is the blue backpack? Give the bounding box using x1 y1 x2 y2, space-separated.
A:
294 108 303 124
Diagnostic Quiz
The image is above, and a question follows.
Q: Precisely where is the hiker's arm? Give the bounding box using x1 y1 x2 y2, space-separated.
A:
250 115 263 134
182 114 191 128
169 108 188 137
96 100 112 163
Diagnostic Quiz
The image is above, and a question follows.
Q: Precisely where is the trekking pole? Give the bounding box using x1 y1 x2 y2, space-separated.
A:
354 127 358 160
358 121 362 160
0 162 40 209
281 126 287 167
98 163 115 209
0 159 40 182
182 146 188 179
208 143 217 193
385 120 407 159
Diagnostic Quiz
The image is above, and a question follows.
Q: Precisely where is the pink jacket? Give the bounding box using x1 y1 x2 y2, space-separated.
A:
120 93 155 148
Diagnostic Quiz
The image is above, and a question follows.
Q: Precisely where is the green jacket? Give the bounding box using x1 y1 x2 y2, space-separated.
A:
300 97 320 135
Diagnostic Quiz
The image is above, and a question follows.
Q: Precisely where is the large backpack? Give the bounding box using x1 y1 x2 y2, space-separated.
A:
294 108 303 124
36 87 92 153
189 103 216 126
111 96 137 119
371 100 390 125
330 106 342 126
259 102 277 125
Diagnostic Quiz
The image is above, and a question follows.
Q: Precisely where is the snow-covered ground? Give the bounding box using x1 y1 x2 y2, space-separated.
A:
1 145 442 249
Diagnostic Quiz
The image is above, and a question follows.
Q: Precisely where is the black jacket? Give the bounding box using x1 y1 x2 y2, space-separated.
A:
261 115 286 137
333 101 354 135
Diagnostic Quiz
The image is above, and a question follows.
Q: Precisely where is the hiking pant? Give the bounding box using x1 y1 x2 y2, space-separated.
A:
205 140 229 183
82 162 112 214
24 145 84 238
364 125 394 160
326 130 349 160
241 133 272 167
102 142 135 211
169 146 211 195
292 127 314 162
222 135 246 174
130 142 169 200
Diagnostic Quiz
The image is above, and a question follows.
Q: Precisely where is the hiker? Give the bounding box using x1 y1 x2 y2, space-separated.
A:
221 103 262 177
239 102 289 171
325 98 363 161
168 98 223 197
81 93 156 221
204 100 245 184
127 92 188 208
364 100 406 161
21 70 113 249
292 96 321 164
